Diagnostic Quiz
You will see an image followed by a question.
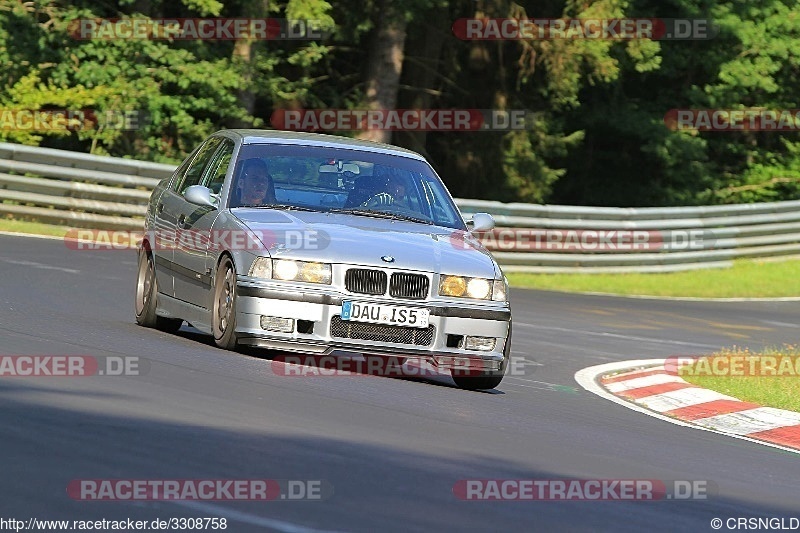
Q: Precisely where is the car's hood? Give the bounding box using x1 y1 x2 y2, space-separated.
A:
232 209 498 278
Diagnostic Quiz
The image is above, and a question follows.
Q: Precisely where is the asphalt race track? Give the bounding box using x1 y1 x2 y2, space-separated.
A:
1 233 799 532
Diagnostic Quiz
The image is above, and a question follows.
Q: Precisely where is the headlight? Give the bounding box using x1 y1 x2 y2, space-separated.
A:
273 259 332 284
274 259 300 280
249 258 331 284
439 275 507 301
249 257 272 278
467 278 491 299
299 262 331 284
439 275 467 297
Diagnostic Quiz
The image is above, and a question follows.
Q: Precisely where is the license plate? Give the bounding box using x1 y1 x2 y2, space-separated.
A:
341 301 430 328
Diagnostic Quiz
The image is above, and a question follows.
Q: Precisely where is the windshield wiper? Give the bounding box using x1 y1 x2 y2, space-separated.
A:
328 208 434 225
237 203 322 212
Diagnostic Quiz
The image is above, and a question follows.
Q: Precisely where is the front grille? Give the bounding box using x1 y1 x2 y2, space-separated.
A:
345 268 387 295
330 316 435 346
389 273 429 300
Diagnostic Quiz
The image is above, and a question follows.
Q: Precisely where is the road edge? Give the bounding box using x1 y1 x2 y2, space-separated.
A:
514 287 800 302
575 359 800 455
0 230 65 241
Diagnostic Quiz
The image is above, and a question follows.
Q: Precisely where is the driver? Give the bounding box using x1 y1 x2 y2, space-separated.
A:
387 175 407 203
364 167 409 208
237 159 275 206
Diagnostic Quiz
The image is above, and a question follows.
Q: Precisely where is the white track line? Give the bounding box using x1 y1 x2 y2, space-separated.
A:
0 257 80 274
0 231 65 241
516 323 720 349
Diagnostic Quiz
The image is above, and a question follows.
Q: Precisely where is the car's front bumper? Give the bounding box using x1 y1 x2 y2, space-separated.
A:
234 279 511 372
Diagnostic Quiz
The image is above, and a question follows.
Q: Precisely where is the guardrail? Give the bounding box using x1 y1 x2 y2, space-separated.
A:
0 141 797 273
0 142 169 230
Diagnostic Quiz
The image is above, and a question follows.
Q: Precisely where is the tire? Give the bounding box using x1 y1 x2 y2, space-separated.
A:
451 323 512 390
212 256 238 350
451 365 505 391
135 249 183 333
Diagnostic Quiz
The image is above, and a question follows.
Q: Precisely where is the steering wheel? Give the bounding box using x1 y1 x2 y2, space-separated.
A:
361 192 395 208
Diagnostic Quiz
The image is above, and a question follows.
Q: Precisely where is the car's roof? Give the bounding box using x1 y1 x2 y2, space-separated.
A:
219 129 427 161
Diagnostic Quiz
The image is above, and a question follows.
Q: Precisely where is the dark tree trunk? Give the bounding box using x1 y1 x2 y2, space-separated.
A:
393 4 448 155
230 0 269 128
357 0 408 144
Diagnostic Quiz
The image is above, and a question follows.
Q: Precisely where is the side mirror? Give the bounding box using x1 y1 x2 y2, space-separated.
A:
469 212 495 232
184 185 217 208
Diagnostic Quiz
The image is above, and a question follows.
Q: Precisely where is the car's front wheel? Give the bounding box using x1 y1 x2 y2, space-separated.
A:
451 364 506 391
451 324 511 390
212 256 239 350
135 249 182 333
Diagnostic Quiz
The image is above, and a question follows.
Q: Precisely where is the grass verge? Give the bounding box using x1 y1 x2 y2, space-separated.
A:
507 258 800 298
0 218 71 238
679 346 800 412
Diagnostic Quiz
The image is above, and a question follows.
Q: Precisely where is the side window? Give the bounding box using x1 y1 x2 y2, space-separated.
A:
169 154 195 192
202 140 235 194
175 138 222 194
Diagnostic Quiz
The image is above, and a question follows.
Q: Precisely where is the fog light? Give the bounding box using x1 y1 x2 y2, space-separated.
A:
465 336 496 351
260 316 294 333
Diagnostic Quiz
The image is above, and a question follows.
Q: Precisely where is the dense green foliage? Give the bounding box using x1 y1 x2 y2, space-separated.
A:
1 0 798 205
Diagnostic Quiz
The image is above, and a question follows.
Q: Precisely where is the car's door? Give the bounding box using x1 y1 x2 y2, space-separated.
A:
172 138 234 308
150 152 198 298
159 137 222 300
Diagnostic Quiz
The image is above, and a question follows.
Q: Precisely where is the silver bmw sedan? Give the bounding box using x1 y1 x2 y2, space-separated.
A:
135 130 511 389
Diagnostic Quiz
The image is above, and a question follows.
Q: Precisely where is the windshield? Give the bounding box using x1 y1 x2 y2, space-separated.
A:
229 144 467 230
